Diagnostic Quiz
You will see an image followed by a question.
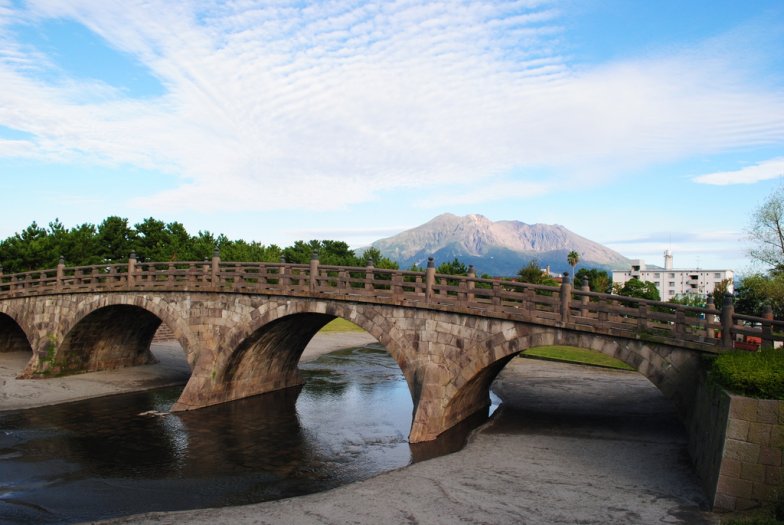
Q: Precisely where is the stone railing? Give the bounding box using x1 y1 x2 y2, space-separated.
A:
1 253 782 352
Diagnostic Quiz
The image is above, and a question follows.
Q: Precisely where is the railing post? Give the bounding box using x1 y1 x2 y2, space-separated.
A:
309 251 319 293
675 308 686 336
705 295 715 339
560 272 571 323
638 303 648 332
202 258 210 285
211 248 221 289
278 255 288 290
128 252 136 288
425 257 435 302
392 272 403 301
365 260 374 291
580 277 590 318
467 265 476 303
56 256 65 290
762 305 774 350
721 292 735 349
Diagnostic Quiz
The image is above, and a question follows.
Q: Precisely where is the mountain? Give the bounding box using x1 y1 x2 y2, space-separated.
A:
370 213 630 277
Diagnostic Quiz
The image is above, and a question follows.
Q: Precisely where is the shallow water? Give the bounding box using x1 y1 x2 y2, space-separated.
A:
0 345 491 524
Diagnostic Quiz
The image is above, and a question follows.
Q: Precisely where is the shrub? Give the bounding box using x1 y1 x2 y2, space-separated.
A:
711 349 784 400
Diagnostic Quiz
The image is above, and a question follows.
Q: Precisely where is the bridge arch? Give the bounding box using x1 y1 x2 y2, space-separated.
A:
51 304 161 374
61 294 195 365
525 328 701 415
0 311 33 354
17 294 195 378
174 298 422 415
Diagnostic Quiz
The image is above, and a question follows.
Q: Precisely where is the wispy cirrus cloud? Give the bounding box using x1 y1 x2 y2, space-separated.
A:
692 157 784 185
0 0 783 214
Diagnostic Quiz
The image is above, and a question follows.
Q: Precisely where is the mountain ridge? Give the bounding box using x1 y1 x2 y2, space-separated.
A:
370 213 629 276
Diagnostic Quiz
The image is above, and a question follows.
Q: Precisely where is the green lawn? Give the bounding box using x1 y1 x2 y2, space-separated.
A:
318 318 366 332
522 345 635 371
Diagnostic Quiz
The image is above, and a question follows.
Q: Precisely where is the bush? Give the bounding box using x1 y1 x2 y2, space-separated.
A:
711 349 784 399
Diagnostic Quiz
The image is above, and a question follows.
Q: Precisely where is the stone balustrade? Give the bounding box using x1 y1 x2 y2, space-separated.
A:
1 253 782 353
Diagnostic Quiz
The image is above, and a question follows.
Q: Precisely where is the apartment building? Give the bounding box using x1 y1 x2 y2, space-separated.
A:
612 250 734 299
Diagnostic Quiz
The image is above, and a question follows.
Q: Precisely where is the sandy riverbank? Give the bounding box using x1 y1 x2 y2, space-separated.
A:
98 358 719 525
0 331 377 412
1 337 721 524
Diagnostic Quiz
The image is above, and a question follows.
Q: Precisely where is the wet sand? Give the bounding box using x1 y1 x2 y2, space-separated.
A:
100 359 719 525
0 338 721 524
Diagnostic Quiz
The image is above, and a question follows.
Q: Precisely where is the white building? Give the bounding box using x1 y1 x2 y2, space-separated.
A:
612 250 734 299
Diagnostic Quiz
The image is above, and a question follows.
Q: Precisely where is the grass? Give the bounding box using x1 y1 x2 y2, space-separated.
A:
319 318 366 333
522 345 635 371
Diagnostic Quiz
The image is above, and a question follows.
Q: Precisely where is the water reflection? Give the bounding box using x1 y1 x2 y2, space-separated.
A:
0 345 487 524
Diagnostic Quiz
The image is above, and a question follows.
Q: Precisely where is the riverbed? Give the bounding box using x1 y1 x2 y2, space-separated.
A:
1 339 721 524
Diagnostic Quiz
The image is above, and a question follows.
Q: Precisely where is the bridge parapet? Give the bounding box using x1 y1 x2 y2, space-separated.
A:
1 255 782 352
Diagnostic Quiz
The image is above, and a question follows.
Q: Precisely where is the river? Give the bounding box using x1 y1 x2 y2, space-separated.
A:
0 344 494 524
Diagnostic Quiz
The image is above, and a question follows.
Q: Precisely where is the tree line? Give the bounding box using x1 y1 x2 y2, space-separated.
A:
0 217 397 273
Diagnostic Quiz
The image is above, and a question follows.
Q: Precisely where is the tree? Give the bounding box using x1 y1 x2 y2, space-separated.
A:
735 273 784 318
574 268 612 293
0 222 57 271
567 250 580 277
616 278 661 301
748 185 784 270
134 217 169 262
436 257 468 275
668 293 706 308
359 247 399 270
62 223 101 266
516 259 557 285
97 216 135 263
282 240 356 265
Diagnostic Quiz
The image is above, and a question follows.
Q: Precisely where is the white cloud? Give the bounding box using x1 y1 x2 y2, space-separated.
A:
0 1 783 212
692 157 784 185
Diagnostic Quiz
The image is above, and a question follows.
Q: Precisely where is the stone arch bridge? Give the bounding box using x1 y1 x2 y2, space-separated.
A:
0 254 781 443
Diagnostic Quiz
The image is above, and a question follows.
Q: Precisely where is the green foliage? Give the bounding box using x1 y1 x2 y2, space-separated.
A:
0 217 396 273
735 273 784 318
516 259 557 285
574 268 612 293
566 250 579 272
668 293 706 308
748 185 784 270
282 240 356 265
358 247 398 269
97 216 136 263
616 278 661 301
0 221 60 271
711 349 784 400
436 257 468 275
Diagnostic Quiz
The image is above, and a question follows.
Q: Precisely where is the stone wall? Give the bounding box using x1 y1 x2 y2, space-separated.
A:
689 375 784 511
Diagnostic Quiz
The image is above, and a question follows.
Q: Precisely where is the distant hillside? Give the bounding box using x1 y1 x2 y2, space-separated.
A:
370 213 630 276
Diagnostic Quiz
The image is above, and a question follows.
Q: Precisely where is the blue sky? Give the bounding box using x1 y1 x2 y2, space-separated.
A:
0 0 783 274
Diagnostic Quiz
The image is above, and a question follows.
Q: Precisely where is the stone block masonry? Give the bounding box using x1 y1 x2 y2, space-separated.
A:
689 375 784 511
